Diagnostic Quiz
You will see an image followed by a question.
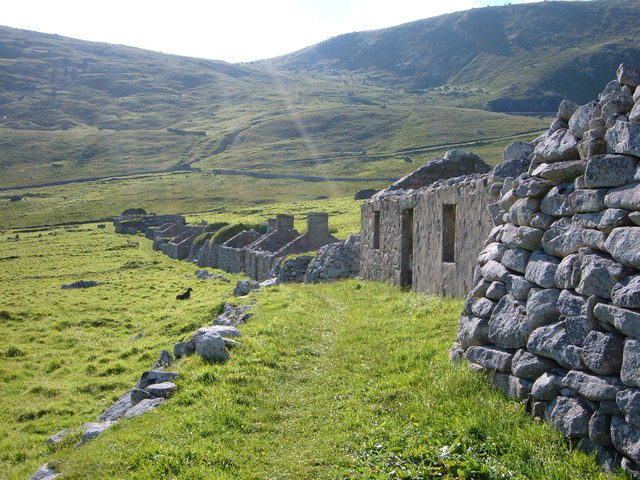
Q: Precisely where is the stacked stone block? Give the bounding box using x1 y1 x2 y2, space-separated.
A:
452 64 640 476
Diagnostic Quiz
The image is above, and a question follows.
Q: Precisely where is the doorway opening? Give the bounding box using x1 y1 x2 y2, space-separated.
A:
401 208 414 288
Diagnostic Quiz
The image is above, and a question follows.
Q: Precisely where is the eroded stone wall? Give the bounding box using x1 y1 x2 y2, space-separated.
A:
413 175 493 297
453 64 640 476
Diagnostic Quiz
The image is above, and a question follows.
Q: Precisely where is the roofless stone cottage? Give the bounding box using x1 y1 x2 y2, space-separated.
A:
359 149 496 297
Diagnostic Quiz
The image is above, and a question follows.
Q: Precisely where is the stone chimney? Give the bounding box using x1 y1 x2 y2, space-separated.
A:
276 214 295 231
306 212 329 238
267 218 277 233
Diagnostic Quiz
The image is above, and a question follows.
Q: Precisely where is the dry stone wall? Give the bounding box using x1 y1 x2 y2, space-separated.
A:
452 64 640 476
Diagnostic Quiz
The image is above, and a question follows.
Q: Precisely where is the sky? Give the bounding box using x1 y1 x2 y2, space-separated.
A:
3 0 551 63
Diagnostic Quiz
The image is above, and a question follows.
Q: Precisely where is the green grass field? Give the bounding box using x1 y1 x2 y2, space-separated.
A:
0 224 624 479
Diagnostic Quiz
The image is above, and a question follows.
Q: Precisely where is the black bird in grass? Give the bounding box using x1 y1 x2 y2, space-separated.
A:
176 287 193 300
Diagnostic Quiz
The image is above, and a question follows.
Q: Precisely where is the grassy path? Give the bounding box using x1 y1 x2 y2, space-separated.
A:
53 282 618 479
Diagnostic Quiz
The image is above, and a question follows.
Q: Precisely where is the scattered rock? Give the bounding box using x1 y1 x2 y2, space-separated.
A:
61 280 102 289
195 332 230 362
233 280 260 296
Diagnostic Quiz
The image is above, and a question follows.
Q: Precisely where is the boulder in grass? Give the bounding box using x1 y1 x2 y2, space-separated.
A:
195 332 230 362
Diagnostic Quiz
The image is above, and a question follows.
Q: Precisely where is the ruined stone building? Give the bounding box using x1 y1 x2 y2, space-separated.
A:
116 211 343 281
359 149 495 297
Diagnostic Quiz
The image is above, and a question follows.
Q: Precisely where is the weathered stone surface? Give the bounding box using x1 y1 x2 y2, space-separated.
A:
618 64 640 88
487 225 505 244
600 400 623 415
606 229 640 270
509 197 540 226
534 129 580 163
195 332 230 362
576 252 632 299
531 372 565 401
527 322 585 369
481 260 510 282
611 415 640 463
630 211 640 225
47 428 77 447
604 183 640 210
487 371 532 400
488 202 505 226
622 339 640 387
546 396 592 437
471 298 496 318
478 242 508 265
593 303 640 339
29 464 60 480
233 280 260 296
589 411 613 446
98 389 153 421
488 294 531 348
557 289 587 317
499 190 520 212
514 176 555 198
465 346 513 372
565 315 597 346
501 248 530 274
584 154 638 188
533 160 585 183
617 389 640 428
541 182 575 216
558 100 579 122
153 349 173 368
573 208 630 233
525 250 559 288
123 398 164 419
493 142 534 182
195 325 242 338
173 339 196 359
527 288 561 327
486 281 507 301
555 254 580 289
622 456 640 477
542 218 607 258
630 101 640 123
138 370 178 389
583 331 625 375
612 275 640 308
562 370 624 401
606 121 640 157
569 102 597 139
530 212 556 230
146 381 176 398
505 274 535 301
502 225 544 251
81 421 112 443
449 342 464 365
578 138 608 161
565 188 607 214
511 349 558 380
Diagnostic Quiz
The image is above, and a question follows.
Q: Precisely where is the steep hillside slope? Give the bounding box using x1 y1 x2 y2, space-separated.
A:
0 23 548 190
261 0 640 111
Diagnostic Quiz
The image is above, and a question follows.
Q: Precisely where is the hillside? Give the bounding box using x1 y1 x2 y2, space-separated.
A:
261 0 640 111
0 223 622 479
3 0 640 225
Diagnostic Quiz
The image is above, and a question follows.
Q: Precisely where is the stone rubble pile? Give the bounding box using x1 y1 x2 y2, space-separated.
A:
452 64 640 476
29 302 253 480
270 234 361 284
303 234 361 283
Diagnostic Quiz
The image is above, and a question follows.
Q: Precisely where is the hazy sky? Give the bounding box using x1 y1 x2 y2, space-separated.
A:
4 0 550 62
